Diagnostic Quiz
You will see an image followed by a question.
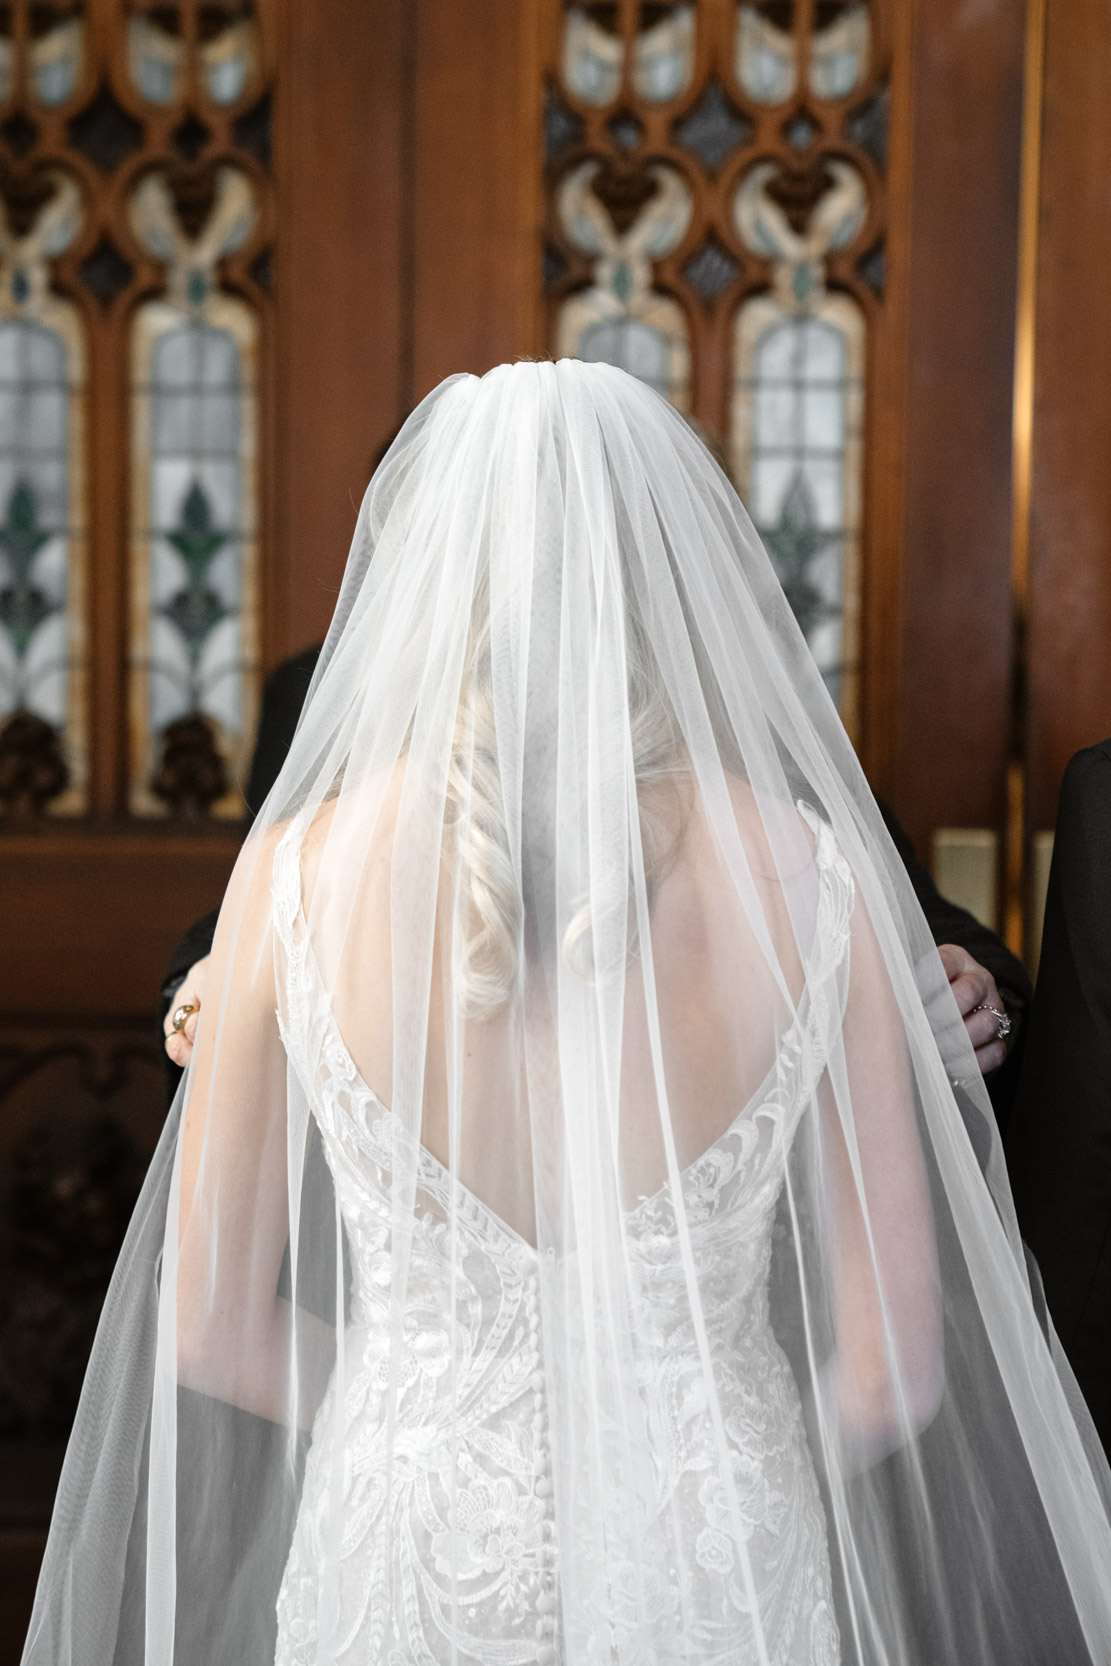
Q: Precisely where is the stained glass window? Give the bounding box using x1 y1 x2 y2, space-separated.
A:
30 10 84 106
0 0 273 823
127 13 183 105
555 159 692 409
735 5 797 104
200 14 257 105
731 161 866 726
128 168 259 817
809 3 870 100
562 7 622 106
0 175 86 814
633 5 695 102
128 6 258 108
545 0 886 735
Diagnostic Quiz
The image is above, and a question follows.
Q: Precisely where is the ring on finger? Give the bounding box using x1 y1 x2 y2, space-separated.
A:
171 1002 199 1035
972 1001 1011 1041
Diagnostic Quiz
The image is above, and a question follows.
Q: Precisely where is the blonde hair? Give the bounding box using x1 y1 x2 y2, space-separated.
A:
445 571 687 1018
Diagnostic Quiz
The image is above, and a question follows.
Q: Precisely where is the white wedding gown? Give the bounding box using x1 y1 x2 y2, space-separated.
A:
272 812 850 1666
25 364 1111 1666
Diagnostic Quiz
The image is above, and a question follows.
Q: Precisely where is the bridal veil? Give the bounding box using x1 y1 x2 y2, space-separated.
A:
23 360 1111 1665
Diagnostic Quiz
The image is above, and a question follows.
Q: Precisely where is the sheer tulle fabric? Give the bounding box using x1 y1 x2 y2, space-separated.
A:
24 362 1111 1666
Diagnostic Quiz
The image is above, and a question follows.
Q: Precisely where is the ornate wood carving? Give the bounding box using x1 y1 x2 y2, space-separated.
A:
0 1023 163 1437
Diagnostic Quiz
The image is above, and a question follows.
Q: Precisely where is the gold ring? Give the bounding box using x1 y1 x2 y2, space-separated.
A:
171 1002 199 1035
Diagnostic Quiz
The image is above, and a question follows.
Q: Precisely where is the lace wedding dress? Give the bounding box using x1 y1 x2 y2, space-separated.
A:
26 362 1111 1666
272 810 851 1666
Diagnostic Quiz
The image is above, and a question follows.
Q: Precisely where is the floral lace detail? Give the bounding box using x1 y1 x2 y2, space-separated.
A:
271 806 851 1666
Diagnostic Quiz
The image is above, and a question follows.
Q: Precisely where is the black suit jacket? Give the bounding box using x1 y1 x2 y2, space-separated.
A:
1007 739 1111 1450
163 646 1032 1128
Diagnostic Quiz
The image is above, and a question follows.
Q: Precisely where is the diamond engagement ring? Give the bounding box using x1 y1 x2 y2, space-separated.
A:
972 1002 1011 1040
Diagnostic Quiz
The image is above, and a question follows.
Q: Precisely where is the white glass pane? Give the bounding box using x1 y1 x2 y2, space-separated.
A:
206 541 244 608
0 316 74 731
151 459 240 533
736 6 797 105
749 454 795 526
562 9 622 106
754 319 798 382
802 386 843 450
207 58 245 103
809 4 870 100
32 533 69 599
22 387 67 454
150 458 196 531
150 535 188 608
808 615 842 679
197 615 242 732
579 318 670 396
154 324 238 389
31 18 82 106
633 5 694 103
800 320 844 380
149 614 194 730
800 457 842 528
21 614 68 724
128 16 181 105
753 383 798 448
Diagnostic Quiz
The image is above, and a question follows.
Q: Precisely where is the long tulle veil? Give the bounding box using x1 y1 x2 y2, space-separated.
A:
23 361 1111 1665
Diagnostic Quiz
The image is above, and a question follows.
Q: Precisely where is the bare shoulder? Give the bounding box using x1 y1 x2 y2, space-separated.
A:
298 764 409 905
718 773 817 881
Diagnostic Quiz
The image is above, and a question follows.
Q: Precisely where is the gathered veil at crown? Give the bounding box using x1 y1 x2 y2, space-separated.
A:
24 362 1111 1666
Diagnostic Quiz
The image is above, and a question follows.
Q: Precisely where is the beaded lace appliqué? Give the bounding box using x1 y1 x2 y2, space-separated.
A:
271 807 852 1665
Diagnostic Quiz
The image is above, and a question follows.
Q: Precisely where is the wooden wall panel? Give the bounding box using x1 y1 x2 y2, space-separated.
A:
274 0 406 657
411 0 542 399
0 837 237 1016
273 0 542 661
1025 0 1111 832
889 0 1024 862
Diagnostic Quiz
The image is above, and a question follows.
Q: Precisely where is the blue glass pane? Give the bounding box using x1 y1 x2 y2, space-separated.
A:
31 18 82 106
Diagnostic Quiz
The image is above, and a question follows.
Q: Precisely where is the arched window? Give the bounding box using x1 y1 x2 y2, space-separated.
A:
733 308 865 716
128 168 260 817
543 0 888 739
0 175 86 813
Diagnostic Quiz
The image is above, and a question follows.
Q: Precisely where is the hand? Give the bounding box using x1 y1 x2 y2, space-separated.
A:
937 944 1008 1076
163 955 211 1068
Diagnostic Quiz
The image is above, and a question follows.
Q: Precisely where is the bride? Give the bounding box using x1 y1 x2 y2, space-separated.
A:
23 361 1111 1665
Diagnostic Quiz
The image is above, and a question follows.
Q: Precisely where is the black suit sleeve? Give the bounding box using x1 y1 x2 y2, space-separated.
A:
876 799 1032 1133
877 799 1033 1014
243 647 321 821
1006 740 1111 1451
